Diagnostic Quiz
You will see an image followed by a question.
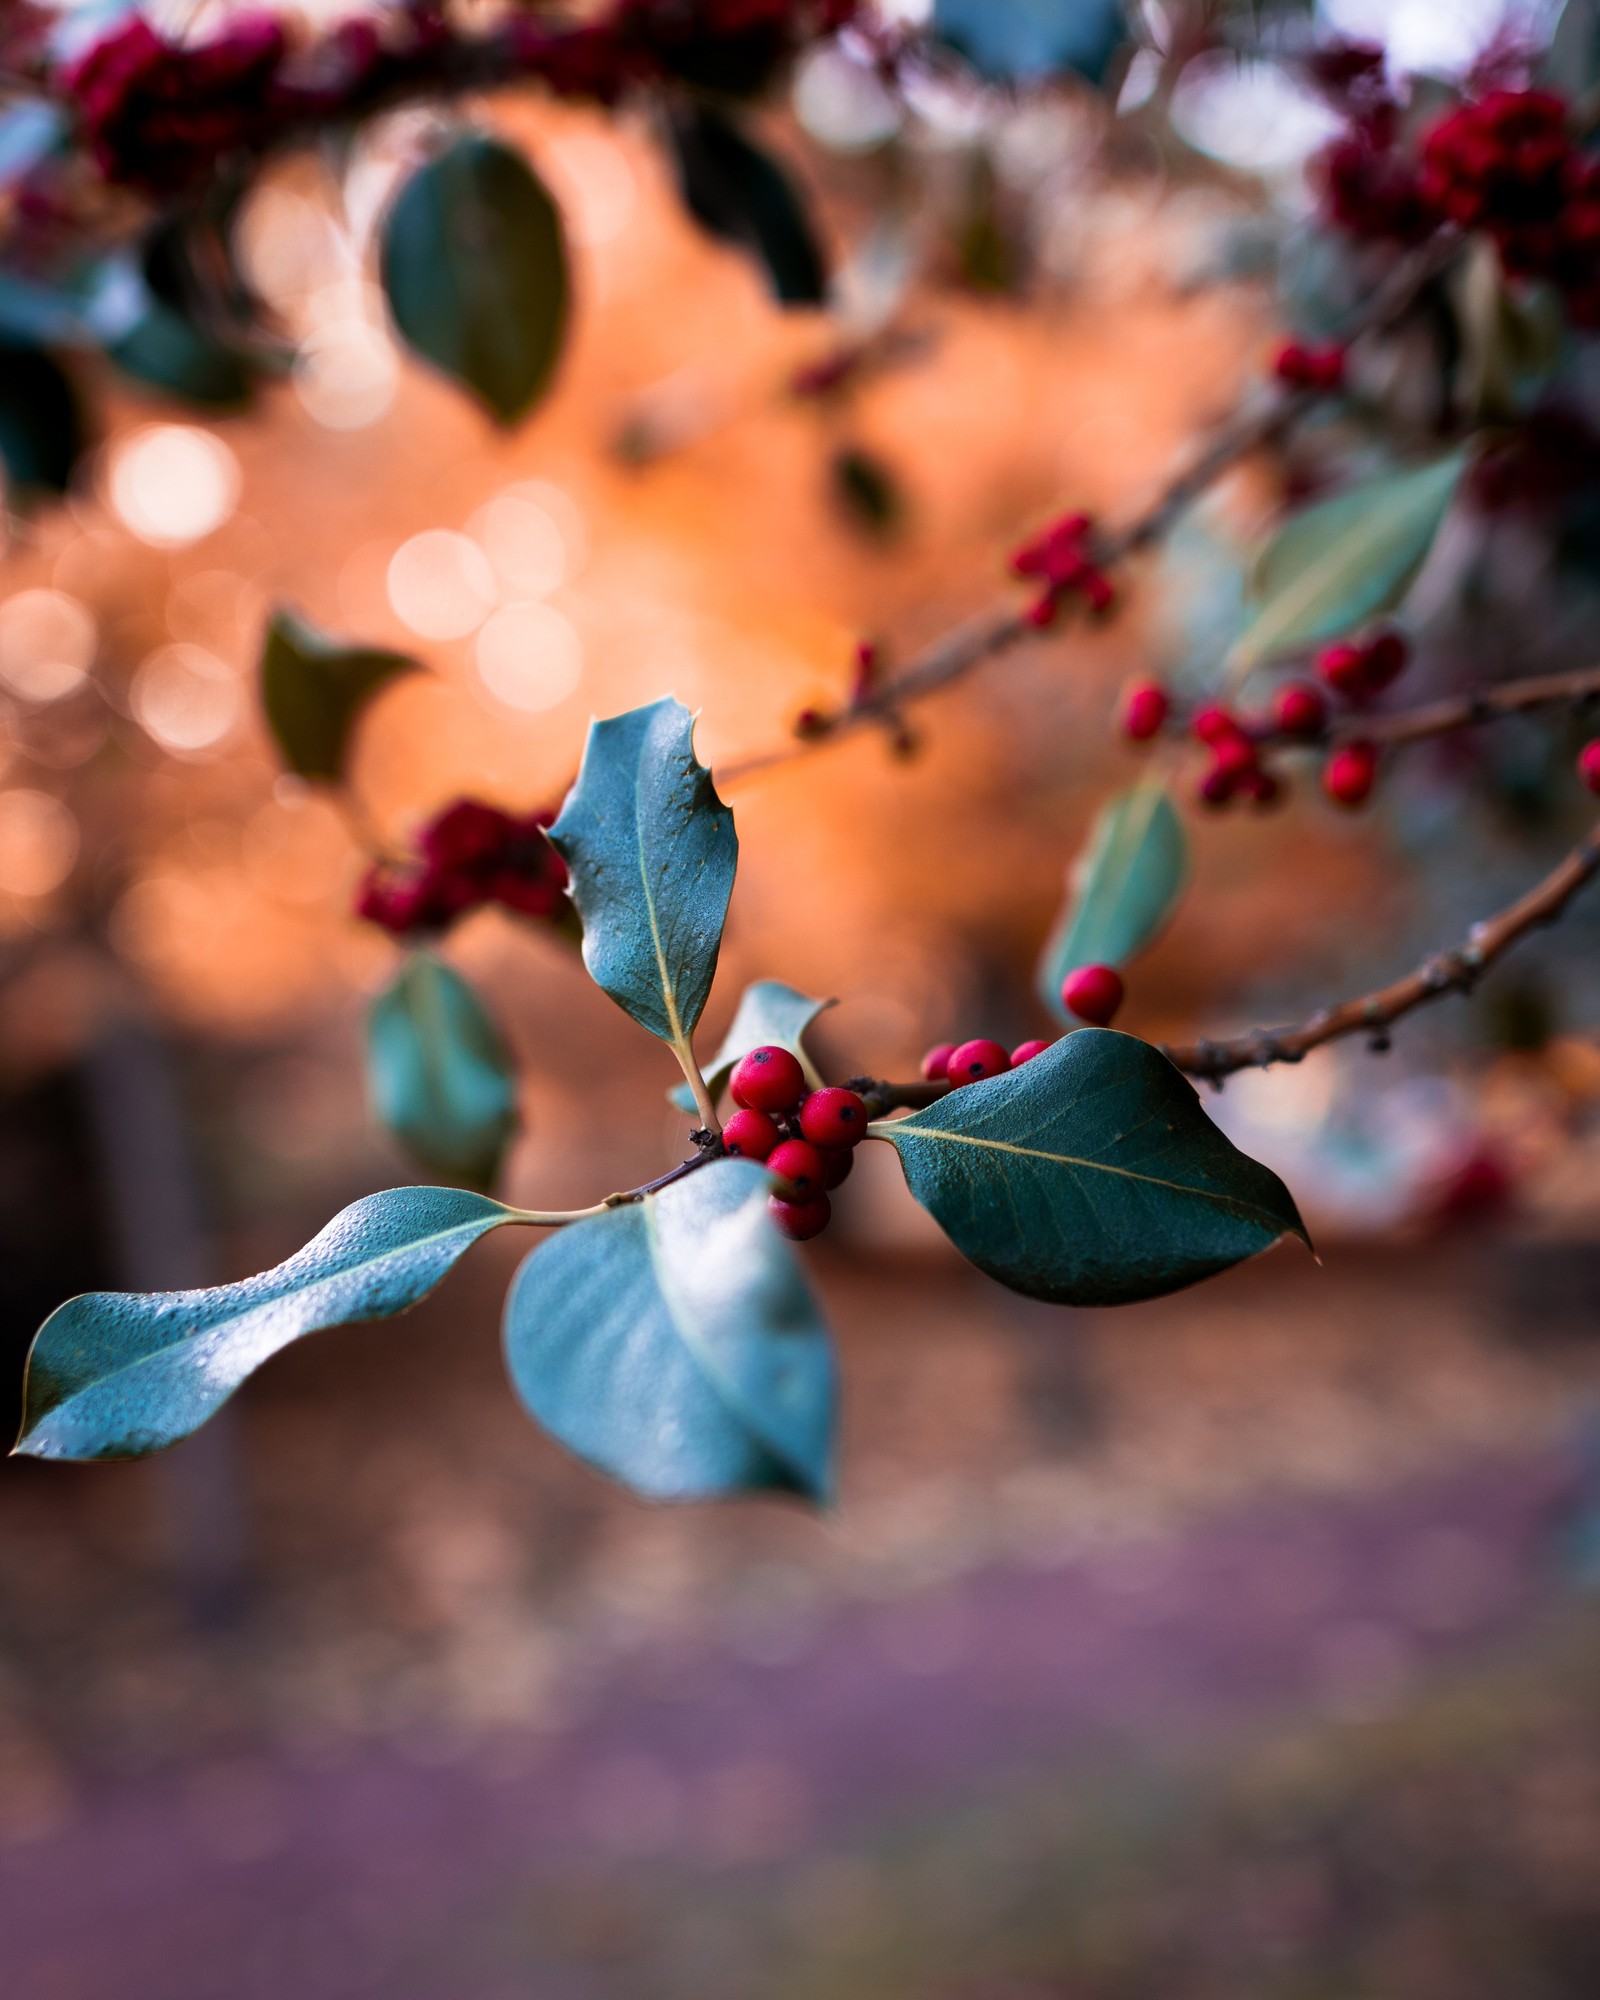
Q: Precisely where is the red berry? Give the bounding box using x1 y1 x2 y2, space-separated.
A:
822 1147 854 1190
1192 702 1244 746
1363 630 1409 690
1273 681 1327 738
946 1038 1010 1086
1323 740 1378 807
721 1108 780 1162
1271 339 1314 387
921 1043 955 1081
1010 1038 1054 1066
1121 681 1169 742
1244 768 1283 810
799 1087 869 1149
1082 569 1116 616
769 1192 831 1241
1308 344 1347 392
1061 964 1124 1027
1317 642 1370 699
729 1045 805 1113
1198 761 1239 809
1212 734 1259 782
1578 739 1600 793
767 1139 829 1201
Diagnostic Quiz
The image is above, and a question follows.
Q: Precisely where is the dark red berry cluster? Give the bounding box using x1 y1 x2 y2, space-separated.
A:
1270 340 1346 393
720 1047 869 1242
1191 703 1284 811
1578 740 1600 794
1011 512 1116 628
1321 96 1441 245
922 1033 1055 1088
356 799 567 939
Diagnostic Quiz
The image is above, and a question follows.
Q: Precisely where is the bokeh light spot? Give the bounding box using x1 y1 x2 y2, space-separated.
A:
0 789 77 896
0 589 96 703
475 603 583 712
106 426 241 548
294 320 399 431
131 644 241 755
387 531 497 640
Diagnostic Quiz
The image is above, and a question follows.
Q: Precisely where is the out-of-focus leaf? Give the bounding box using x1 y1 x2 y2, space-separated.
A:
0 342 84 495
668 979 832 1113
259 607 419 783
503 1159 836 1501
548 698 736 1050
368 952 518 1192
666 103 827 306
933 0 1128 86
14 1187 519 1460
1235 454 1465 669
1451 238 1563 423
1545 0 1600 94
876 1030 1306 1305
381 133 569 425
1038 785 1186 1025
108 298 251 406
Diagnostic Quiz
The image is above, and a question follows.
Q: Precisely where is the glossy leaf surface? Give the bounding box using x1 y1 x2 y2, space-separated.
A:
877 1031 1305 1306
1038 785 1186 1024
259 607 419 783
668 979 832 1113
1236 454 1464 668
503 1160 836 1501
368 953 518 1192
381 134 568 424
666 104 827 306
548 698 736 1047
933 0 1128 84
15 1188 518 1460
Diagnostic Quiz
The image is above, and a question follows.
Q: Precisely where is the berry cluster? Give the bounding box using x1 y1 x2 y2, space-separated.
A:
718 1047 868 1242
356 799 568 939
1270 340 1347 393
919 969 1124 1087
1011 512 1116 628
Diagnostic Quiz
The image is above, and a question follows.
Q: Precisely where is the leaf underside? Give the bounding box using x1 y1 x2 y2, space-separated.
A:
1038 785 1186 1025
367 951 519 1192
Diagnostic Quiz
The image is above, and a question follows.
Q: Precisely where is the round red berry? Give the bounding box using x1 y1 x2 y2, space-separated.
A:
1272 339 1314 387
1244 768 1283 810
1061 964 1124 1027
947 1038 1010 1086
1363 630 1409 690
721 1108 780 1162
1010 1038 1054 1066
1192 702 1244 746
799 1087 869 1149
767 1139 828 1201
921 1043 955 1081
769 1192 831 1241
822 1147 854 1190
1316 642 1369 699
1198 762 1238 809
1121 680 1169 742
1323 740 1378 807
729 1045 805 1113
1273 682 1327 738
1578 739 1600 793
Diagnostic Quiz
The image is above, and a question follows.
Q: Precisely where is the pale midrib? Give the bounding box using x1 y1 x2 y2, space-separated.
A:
636 793 685 1046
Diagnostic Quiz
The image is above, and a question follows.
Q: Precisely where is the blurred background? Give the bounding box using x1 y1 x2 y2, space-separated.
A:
7 1 1600 1993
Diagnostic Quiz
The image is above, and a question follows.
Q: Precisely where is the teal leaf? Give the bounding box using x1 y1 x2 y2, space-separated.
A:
668 979 832 1114
1236 454 1465 670
108 296 250 408
14 1187 518 1461
259 607 419 783
1038 785 1186 1025
548 698 737 1050
666 104 827 306
503 1159 836 1501
876 1031 1306 1306
380 133 569 426
368 952 518 1192
933 0 1128 86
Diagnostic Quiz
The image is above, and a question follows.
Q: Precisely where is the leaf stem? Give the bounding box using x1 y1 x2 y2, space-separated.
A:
673 1034 722 1137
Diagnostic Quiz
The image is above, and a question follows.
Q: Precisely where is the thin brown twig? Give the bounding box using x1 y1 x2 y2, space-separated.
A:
1347 663 1600 748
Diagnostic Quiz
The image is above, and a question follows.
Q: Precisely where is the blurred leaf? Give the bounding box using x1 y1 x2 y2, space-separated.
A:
108 296 251 407
666 103 827 307
1236 454 1465 669
548 697 737 1050
0 342 84 495
1545 0 1600 94
1038 785 1186 1025
933 0 1128 86
668 979 832 1113
259 607 419 783
1450 239 1563 423
877 1031 1306 1305
368 952 519 1192
14 1187 518 1460
381 133 569 425
503 1159 836 1501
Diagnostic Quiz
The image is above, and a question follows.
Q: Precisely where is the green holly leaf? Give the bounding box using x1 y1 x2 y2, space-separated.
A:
259 607 419 784
503 1159 836 1501
1038 784 1186 1025
668 979 832 1114
665 104 827 307
1235 454 1465 670
933 0 1129 86
876 1030 1306 1306
381 133 569 425
548 698 737 1054
13 1188 519 1460
368 953 519 1193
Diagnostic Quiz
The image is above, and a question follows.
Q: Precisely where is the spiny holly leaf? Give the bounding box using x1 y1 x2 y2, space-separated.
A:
368 953 518 1192
13 1188 519 1461
381 133 569 425
548 698 737 1050
875 1031 1306 1306
933 0 1129 87
668 979 832 1114
1235 454 1465 670
1038 785 1186 1026
259 607 419 783
503 1159 836 1501
666 103 827 307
